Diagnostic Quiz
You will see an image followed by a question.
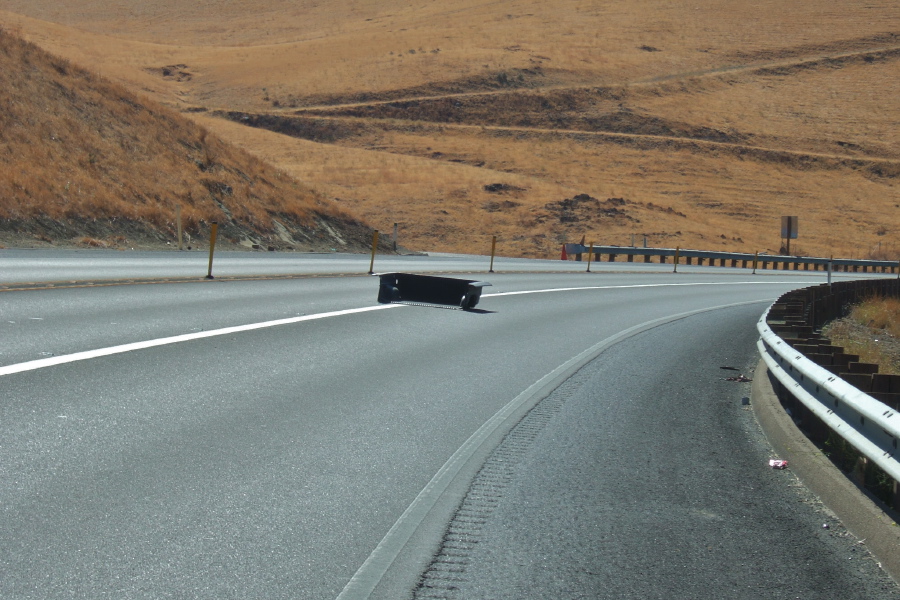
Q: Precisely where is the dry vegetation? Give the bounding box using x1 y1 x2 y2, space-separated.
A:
824 297 900 375
0 26 374 250
0 1 898 257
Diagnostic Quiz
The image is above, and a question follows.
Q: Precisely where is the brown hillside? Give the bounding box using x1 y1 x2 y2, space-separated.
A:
1 1 898 259
0 27 375 251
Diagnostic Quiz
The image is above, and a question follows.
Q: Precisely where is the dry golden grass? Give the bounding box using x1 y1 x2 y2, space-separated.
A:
1 0 898 257
852 297 900 338
0 27 369 249
824 297 900 375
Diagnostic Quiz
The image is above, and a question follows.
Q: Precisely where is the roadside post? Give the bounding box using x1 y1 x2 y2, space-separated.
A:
586 242 594 273
392 223 398 252
828 256 833 288
489 235 497 273
206 222 218 280
176 205 183 251
752 251 759 275
673 246 680 273
368 230 379 275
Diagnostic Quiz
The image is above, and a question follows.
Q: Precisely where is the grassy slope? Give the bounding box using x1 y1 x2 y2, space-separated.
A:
1 1 897 258
0 26 372 250
824 297 900 375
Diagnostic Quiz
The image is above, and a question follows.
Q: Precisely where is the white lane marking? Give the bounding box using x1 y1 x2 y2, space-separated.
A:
0 280 802 378
0 304 402 377
483 280 808 297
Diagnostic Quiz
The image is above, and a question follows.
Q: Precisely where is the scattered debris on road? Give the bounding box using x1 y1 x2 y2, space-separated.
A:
724 374 752 382
769 459 789 469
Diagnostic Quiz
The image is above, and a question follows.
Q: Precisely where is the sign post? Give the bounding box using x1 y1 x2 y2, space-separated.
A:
781 216 799 255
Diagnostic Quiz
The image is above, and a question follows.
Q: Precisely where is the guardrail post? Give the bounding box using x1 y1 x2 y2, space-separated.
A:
206 221 218 279
853 456 869 487
368 230 379 274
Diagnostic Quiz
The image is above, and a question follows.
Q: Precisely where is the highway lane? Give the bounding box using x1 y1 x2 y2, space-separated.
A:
0 268 832 368
413 305 900 600
0 265 886 598
0 248 600 283
0 247 879 284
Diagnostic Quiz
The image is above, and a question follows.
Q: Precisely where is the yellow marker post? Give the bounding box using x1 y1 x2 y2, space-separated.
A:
673 246 680 273
752 251 758 275
489 235 497 273
206 222 219 279
586 242 594 273
368 230 380 274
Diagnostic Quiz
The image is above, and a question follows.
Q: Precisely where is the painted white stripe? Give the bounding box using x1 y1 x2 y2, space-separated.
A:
0 280 802 378
483 280 808 297
0 304 402 377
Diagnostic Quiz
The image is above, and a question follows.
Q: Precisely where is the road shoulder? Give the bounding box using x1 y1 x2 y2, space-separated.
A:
752 361 900 583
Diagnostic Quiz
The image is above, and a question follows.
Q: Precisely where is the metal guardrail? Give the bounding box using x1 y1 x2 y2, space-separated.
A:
756 279 900 510
757 309 900 484
563 244 900 273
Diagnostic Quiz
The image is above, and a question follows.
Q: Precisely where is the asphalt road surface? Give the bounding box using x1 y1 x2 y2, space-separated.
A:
1 254 897 599
413 305 900 600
